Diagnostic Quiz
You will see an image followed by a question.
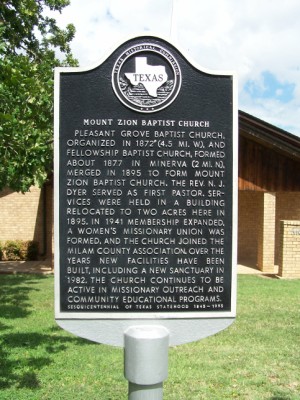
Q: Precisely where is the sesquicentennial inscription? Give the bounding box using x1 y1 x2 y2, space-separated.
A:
56 36 235 317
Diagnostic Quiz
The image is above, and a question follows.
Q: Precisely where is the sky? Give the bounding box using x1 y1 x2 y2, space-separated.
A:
51 0 300 136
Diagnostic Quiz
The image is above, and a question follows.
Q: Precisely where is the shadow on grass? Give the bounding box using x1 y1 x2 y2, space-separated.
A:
0 329 88 390
0 274 47 320
0 274 90 390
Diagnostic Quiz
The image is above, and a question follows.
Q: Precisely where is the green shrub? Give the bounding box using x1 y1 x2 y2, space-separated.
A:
4 240 22 260
24 240 39 260
1 240 39 261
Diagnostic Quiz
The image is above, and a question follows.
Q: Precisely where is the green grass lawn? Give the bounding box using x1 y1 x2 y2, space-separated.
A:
0 274 299 399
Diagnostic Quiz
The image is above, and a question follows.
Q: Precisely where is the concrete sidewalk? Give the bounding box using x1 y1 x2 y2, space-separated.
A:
0 259 53 274
238 263 264 275
0 259 271 275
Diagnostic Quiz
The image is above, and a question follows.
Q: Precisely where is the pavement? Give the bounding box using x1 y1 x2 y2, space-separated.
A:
0 259 277 276
0 259 53 274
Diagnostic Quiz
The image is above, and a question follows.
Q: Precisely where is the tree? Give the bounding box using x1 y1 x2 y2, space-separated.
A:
0 0 78 192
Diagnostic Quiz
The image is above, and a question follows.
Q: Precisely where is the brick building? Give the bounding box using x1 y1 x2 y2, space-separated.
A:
238 111 300 277
0 183 53 259
1 111 300 276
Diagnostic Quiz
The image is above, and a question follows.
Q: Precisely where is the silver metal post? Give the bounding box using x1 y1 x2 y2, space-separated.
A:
124 325 169 400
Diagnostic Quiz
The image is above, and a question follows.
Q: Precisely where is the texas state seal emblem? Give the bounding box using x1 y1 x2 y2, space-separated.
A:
112 42 181 113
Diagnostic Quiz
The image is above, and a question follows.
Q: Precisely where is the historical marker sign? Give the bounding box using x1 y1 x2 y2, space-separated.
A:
54 36 238 346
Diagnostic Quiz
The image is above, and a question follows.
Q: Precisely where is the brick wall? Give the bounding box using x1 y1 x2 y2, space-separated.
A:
278 220 300 278
238 191 262 265
239 191 300 274
0 186 45 256
44 184 53 258
275 192 300 263
257 192 276 273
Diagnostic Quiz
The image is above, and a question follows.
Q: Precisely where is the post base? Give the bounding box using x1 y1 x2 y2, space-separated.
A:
124 325 169 400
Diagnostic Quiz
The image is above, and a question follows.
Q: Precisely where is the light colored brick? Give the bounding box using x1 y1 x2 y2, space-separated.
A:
278 220 300 278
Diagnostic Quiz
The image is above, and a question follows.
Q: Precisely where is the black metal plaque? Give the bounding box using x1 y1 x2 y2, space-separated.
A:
55 36 237 319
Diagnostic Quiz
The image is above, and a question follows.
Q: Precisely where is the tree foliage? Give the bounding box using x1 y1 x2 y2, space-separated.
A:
0 0 78 192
